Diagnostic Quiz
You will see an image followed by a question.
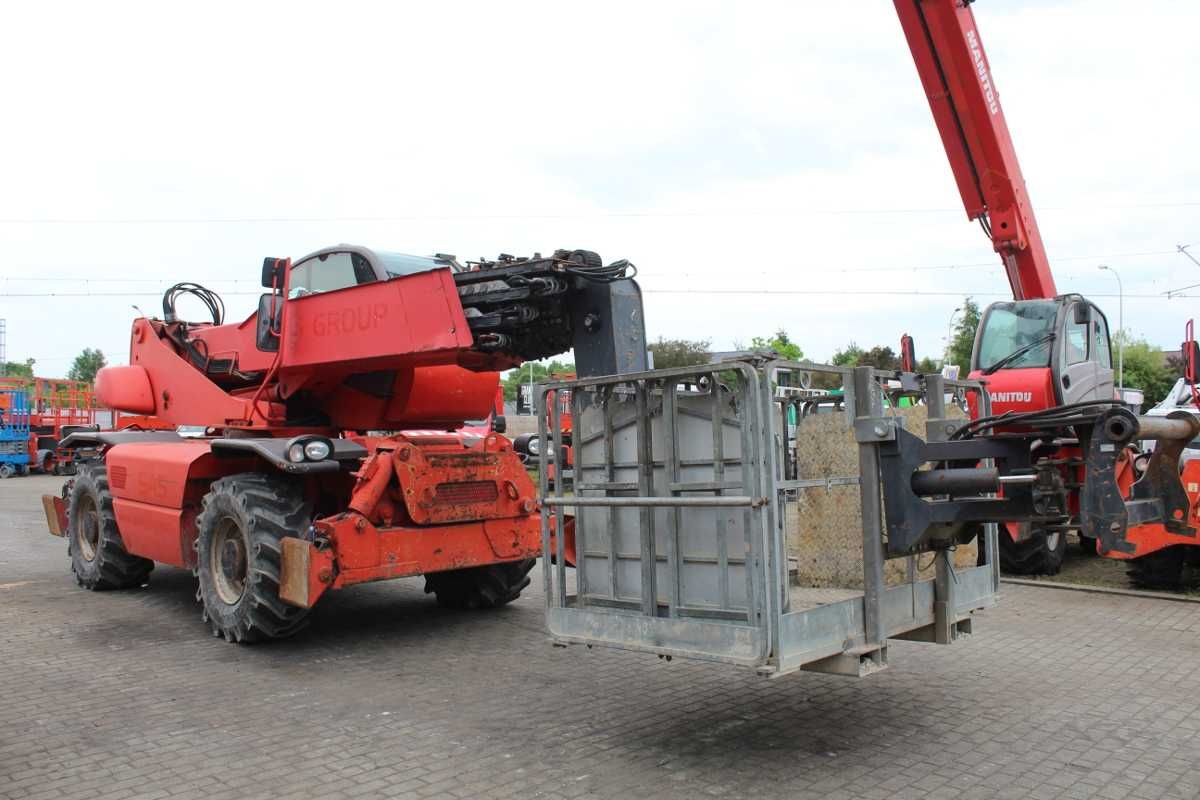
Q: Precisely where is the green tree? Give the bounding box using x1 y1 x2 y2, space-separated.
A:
749 328 803 361
856 345 899 370
501 359 575 402
67 349 107 383
946 298 981 373
831 342 863 367
0 358 35 378
648 337 711 369
1116 332 1176 407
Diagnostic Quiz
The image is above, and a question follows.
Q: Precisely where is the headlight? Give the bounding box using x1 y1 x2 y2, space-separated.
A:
304 440 331 461
527 436 541 456
287 443 306 463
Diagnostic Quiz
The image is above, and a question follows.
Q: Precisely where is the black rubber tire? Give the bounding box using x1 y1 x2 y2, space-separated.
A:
512 433 536 455
1076 534 1099 557
68 464 154 590
424 558 536 610
1125 547 1200 592
998 525 1067 576
195 473 312 643
566 249 603 268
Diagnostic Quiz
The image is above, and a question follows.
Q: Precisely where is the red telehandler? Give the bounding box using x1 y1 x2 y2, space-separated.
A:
44 245 646 642
895 0 1120 575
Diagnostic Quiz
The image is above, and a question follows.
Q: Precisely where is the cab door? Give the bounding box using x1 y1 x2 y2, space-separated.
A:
1056 301 1098 403
1055 301 1113 404
1089 303 1116 400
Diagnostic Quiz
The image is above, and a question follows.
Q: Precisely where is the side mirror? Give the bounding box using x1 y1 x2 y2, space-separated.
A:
899 333 916 372
1073 304 1089 325
256 294 281 352
261 257 286 289
492 415 507 434
1184 340 1200 383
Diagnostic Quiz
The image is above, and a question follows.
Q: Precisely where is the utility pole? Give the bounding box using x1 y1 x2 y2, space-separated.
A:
0 319 6 377
944 307 962 365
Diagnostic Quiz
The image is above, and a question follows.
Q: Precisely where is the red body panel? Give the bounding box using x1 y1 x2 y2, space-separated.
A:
1111 459 1200 560
279 270 471 378
126 319 283 426
105 441 255 567
187 314 275 375
967 367 1056 418
316 365 498 431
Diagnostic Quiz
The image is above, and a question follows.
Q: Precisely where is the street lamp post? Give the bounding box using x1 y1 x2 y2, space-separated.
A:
1099 265 1123 390
945 306 962 366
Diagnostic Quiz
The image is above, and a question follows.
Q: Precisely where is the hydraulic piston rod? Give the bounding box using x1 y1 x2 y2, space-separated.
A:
1132 414 1200 442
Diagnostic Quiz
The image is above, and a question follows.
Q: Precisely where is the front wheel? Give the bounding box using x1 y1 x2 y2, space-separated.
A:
195 473 313 643
998 524 1067 576
1126 546 1199 592
424 559 536 610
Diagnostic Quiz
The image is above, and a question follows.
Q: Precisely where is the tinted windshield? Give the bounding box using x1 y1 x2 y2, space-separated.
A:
290 252 377 297
975 300 1057 371
377 251 453 278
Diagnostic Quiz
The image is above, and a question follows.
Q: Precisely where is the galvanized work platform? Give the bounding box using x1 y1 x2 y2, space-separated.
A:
539 361 1001 677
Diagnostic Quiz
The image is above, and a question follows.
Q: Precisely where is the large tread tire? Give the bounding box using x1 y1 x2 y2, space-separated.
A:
424 558 536 610
1125 547 1199 592
195 473 312 644
998 526 1067 576
68 464 154 590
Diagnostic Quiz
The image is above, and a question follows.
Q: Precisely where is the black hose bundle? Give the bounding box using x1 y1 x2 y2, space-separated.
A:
162 282 225 325
562 258 638 284
950 399 1123 440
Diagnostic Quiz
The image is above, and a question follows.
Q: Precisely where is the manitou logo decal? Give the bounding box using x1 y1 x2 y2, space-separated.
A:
311 304 387 336
990 391 1033 404
966 30 999 115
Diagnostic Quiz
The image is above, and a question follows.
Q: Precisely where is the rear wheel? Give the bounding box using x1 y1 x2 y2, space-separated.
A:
0 464 14 479
195 473 312 643
424 558 536 610
998 524 1067 576
1126 546 1200 592
68 464 154 590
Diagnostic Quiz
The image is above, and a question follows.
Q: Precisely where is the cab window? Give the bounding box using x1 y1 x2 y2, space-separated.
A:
289 252 377 297
1092 311 1112 369
1064 307 1089 365
975 300 1057 371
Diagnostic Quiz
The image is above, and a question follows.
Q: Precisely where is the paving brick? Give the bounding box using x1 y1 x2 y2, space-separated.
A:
3 474 1199 800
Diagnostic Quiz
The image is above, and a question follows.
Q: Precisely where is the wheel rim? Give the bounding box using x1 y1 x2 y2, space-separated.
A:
0 464 12 478
1046 532 1062 551
209 517 248 605
76 495 100 562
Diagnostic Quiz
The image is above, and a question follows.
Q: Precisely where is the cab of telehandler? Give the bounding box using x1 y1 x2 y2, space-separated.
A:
970 294 1115 410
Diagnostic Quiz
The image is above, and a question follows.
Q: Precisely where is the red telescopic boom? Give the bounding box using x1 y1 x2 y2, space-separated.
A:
894 0 1056 300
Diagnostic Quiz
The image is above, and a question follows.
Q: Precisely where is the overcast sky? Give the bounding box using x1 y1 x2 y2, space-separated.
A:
1 1 1197 377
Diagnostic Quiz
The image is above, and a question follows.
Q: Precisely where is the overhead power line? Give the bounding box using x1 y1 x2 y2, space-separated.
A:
0 201 1197 225
0 247 1188 284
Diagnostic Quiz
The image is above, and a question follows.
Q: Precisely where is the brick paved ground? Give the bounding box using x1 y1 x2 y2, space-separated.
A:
2 474 1198 800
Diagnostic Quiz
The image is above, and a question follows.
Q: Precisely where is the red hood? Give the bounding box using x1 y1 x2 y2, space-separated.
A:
967 367 1055 420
